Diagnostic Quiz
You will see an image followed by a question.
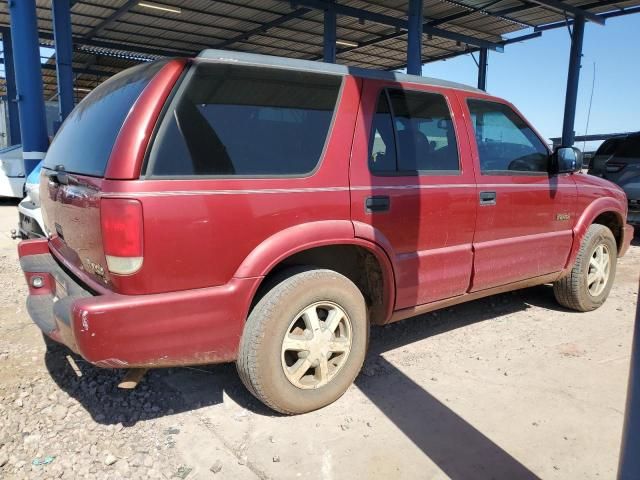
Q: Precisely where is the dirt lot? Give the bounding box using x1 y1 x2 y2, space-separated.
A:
0 198 638 480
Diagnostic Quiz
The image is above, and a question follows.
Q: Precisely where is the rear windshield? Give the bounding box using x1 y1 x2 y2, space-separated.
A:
595 138 623 157
616 135 640 158
147 63 342 177
43 61 166 177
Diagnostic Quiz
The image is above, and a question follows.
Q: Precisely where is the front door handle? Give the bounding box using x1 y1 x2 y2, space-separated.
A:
365 195 390 213
479 191 496 206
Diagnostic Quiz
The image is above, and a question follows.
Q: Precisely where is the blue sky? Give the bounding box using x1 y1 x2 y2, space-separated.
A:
422 13 640 151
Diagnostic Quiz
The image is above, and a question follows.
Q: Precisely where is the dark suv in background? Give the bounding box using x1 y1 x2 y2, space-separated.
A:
588 132 640 225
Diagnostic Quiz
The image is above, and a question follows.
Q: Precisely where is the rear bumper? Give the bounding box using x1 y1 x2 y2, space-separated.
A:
621 223 635 257
18 239 259 368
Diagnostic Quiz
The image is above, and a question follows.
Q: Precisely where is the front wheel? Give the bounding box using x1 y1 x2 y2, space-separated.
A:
237 268 368 414
553 224 617 311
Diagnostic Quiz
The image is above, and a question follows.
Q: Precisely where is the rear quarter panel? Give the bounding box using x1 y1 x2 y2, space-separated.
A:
103 75 362 295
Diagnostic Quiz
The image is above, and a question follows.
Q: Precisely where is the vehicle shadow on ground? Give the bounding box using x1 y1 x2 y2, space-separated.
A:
43 338 261 426
355 289 543 479
355 355 539 479
43 286 550 478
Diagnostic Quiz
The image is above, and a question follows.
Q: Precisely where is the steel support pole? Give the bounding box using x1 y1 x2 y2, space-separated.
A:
478 47 488 91
323 1 336 63
406 0 423 75
618 285 640 479
8 0 49 174
561 14 585 147
52 0 74 123
1 29 21 146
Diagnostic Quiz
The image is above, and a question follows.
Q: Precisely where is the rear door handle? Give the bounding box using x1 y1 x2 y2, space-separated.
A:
479 191 496 206
365 195 390 213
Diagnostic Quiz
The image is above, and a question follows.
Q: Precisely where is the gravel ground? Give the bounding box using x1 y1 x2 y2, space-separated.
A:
0 199 638 479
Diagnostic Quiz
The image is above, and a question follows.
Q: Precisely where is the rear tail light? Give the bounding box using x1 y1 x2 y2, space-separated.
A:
605 162 626 173
100 198 144 275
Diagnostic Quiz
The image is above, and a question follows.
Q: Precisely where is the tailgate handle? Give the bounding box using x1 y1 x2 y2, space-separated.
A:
365 195 390 213
479 191 496 206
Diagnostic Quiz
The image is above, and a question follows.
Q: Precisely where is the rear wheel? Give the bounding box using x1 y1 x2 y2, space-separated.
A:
237 268 368 414
553 224 617 311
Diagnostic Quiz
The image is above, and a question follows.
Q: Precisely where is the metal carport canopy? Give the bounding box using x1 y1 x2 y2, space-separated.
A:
2 0 640 102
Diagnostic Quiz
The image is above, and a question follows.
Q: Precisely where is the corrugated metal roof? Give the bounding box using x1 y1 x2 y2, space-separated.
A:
0 0 637 99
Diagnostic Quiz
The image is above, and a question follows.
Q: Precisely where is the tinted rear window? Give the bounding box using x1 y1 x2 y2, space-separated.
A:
595 138 623 156
44 61 166 177
616 135 640 158
147 63 342 177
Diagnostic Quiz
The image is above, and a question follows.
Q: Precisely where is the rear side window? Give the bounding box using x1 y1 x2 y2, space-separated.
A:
148 63 342 177
368 89 459 175
467 99 549 174
44 61 165 177
369 93 397 173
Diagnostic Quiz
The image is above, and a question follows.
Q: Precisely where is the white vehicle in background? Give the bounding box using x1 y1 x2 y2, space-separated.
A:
15 159 46 239
0 144 25 198
0 146 47 239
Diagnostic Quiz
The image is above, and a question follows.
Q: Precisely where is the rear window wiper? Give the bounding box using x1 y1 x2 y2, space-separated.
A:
46 165 71 185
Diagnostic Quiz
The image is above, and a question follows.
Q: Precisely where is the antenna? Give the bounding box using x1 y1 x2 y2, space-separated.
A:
583 62 596 152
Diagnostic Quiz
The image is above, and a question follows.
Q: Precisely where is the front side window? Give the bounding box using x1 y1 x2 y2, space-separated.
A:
148 63 342 177
368 89 459 175
467 99 549 174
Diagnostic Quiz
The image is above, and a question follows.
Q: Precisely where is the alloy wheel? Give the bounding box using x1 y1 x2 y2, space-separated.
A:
587 243 611 296
280 302 353 389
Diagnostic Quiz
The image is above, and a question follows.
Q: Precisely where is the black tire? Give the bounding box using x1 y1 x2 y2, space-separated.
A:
553 224 617 312
237 267 368 415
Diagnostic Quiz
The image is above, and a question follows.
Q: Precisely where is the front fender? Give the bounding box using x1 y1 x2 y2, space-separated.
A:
565 196 626 272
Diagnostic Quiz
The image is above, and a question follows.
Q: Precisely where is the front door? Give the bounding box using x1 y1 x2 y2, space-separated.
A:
459 94 577 291
350 80 477 310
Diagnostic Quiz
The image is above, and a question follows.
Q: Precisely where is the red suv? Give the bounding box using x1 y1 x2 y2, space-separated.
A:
19 50 633 414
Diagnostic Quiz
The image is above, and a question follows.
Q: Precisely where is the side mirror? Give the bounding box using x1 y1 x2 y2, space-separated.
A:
551 146 583 174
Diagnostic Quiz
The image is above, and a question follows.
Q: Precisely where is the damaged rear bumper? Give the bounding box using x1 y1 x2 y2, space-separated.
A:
18 239 259 368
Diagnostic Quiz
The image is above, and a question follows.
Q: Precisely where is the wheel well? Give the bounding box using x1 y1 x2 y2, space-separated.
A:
252 245 388 325
593 211 623 252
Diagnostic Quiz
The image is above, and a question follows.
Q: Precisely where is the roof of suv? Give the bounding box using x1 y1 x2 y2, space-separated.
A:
197 49 482 94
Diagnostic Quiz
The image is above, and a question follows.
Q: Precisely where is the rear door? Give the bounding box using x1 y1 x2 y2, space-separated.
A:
460 94 577 291
350 80 477 309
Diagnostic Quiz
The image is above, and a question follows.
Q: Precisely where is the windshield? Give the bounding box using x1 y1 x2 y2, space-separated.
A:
43 60 166 177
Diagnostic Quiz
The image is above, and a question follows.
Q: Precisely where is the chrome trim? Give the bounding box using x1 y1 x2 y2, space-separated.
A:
99 182 590 198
